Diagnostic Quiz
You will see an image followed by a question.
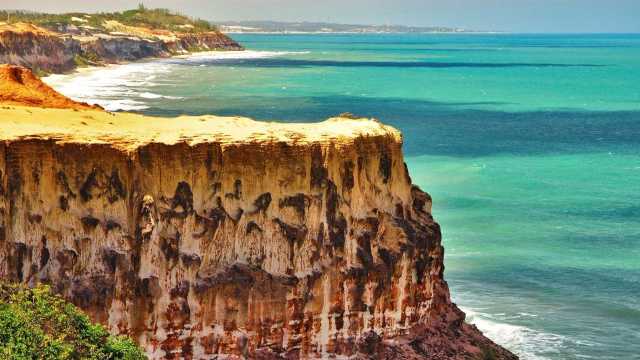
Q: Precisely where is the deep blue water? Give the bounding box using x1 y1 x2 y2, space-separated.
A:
47 33 640 360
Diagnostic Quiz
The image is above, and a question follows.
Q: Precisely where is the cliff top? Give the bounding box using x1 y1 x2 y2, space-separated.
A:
0 22 57 36
0 66 398 152
0 65 100 110
0 106 401 152
0 7 218 36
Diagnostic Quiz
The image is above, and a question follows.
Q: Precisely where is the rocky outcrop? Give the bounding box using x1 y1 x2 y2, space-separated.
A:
0 70 516 359
0 22 242 74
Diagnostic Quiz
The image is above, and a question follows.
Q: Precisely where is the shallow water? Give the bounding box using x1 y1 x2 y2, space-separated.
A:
45 33 640 360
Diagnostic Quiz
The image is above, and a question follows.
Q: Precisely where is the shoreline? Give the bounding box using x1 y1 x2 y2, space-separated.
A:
42 49 308 112
43 48 246 79
43 48 307 79
0 19 243 75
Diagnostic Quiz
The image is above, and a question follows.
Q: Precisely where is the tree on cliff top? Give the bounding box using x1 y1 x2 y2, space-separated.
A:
0 283 146 359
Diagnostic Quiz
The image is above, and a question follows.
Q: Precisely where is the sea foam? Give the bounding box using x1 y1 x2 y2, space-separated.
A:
43 50 302 111
461 307 568 360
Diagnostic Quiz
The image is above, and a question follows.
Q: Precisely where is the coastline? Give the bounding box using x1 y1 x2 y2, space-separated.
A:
6 24 639 360
0 19 244 75
43 49 309 111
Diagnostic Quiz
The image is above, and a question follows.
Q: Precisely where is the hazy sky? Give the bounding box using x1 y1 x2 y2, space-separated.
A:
2 0 639 33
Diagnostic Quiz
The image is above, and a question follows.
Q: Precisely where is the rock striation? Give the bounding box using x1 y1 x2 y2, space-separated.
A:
0 71 516 359
0 22 242 74
0 23 80 73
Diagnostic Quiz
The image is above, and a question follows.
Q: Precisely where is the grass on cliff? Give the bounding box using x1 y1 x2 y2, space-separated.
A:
0 5 216 33
0 283 146 359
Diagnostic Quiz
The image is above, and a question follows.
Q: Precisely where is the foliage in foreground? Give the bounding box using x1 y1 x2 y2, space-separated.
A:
0 283 146 359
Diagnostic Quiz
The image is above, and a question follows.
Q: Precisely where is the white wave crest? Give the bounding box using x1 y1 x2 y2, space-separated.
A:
43 50 302 111
180 50 310 61
96 99 149 112
138 92 184 100
462 307 567 360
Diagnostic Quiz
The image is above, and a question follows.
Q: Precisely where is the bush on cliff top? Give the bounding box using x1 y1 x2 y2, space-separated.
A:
0 7 216 33
0 283 146 359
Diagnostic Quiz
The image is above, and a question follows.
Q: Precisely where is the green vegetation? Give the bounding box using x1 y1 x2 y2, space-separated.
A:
0 6 216 33
73 51 100 68
31 67 49 78
0 283 146 360
481 345 498 360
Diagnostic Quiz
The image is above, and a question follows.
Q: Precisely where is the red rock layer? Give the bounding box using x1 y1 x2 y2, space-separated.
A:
0 64 99 110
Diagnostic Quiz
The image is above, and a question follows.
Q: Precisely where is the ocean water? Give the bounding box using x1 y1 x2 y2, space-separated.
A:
45 34 640 360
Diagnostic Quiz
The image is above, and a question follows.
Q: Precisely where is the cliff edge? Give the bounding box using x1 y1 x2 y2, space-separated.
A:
0 69 517 359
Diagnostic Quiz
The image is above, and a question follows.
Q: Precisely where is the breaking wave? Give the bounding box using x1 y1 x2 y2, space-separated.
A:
43 50 305 111
461 307 570 360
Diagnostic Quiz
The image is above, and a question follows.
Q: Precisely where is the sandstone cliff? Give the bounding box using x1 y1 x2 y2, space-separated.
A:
0 23 80 73
0 22 242 74
0 69 516 359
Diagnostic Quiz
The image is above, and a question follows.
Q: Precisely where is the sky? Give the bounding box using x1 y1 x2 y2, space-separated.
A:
1 0 639 33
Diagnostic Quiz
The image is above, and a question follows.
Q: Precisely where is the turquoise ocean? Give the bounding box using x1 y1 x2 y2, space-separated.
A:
45 33 640 360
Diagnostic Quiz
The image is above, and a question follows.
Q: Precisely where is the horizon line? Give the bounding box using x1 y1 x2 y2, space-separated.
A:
1 8 638 34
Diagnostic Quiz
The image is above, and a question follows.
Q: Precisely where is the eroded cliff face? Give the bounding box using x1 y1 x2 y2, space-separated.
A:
0 23 79 73
169 32 245 53
0 99 516 359
79 31 242 64
0 22 242 74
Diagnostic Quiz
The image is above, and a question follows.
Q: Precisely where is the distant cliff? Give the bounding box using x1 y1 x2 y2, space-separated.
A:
0 23 80 73
0 66 517 359
0 9 242 74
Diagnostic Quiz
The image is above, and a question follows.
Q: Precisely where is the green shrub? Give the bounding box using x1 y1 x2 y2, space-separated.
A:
0 283 146 360
0 8 217 33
